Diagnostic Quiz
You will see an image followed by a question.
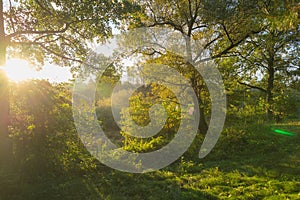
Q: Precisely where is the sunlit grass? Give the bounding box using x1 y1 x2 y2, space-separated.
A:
1 120 299 199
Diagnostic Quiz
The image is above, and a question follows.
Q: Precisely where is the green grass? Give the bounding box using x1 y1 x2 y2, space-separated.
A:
0 121 299 199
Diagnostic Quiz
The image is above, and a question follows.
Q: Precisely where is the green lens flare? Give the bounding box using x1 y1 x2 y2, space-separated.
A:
273 129 295 136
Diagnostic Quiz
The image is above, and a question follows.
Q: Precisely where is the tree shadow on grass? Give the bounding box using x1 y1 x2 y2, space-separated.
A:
0 166 220 200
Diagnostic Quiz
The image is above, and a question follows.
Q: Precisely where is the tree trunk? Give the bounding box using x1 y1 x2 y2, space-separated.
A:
0 0 12 167
265 37 276 121
185 36 208 134
0 0 5 66
189 69 208 134
266 66 275 121
0 70 11 166
197 96 208 134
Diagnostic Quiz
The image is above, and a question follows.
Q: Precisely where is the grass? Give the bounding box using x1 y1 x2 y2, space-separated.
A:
0 121 299 199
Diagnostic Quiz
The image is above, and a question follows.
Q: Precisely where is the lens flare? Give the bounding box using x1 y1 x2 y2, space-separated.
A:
273 129 295 137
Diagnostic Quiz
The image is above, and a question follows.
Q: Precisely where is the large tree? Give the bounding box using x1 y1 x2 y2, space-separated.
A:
220 0 300 121
123 0 267 134
0 0 138 165
236 30 299 121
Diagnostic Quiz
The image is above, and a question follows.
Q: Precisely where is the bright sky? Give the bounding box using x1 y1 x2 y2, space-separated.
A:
0 34 120 83
0 58 73 83
0 29 127 83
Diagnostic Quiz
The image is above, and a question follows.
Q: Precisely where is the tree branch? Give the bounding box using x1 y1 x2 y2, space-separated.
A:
34 0 53 15
38 42 83 64
11 41 83 64
7 23 71 39
192 25 207 31
8 0 16 33
193 34 222 62
211 33 251 59
148 20 184 34
195 30 261 64
222 23 233 45
237 80 267 93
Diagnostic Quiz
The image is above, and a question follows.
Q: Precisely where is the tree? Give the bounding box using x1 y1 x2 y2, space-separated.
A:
122 0 266 134
221 1 300 121
0 0 138 165
237 31 299 121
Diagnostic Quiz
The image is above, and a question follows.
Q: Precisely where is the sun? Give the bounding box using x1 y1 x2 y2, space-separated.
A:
1 58 38 82
0 58 73 83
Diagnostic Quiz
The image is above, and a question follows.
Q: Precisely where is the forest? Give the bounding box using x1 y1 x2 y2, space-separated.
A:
0 0 299 199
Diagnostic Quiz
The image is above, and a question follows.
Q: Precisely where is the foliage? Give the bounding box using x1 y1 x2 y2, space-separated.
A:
0 87 300 200
0 1 299 199
119 83 182 152
9 80 99 180
216 0 300 121
1 0 139 67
